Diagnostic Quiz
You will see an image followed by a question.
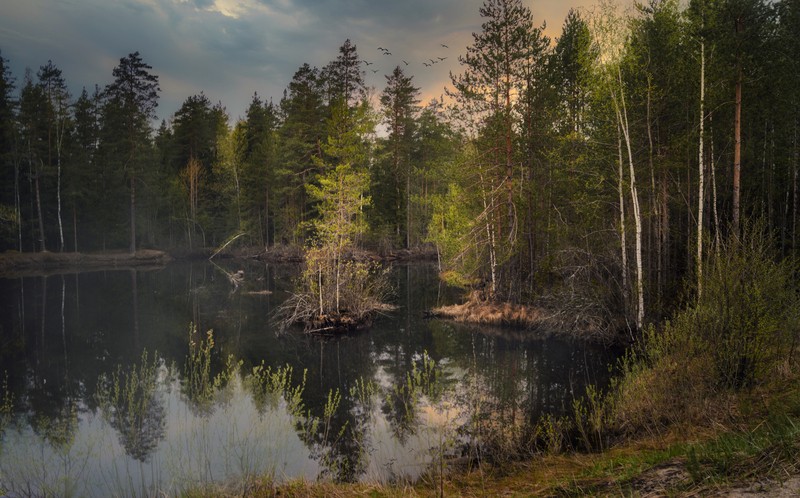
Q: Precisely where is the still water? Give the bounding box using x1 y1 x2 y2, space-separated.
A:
0 261 616 496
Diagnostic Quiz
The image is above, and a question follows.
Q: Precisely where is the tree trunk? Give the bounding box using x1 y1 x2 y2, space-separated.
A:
57 156 64 251
130 174 136 254
617 120 629 307
479 169 497 297
406 161 411 249
56 116 65 252
697 39 705 296
73 205 78 253
35 163 47 252
506 80 515 242
646 73 660 302
265 184 270 248
14 150 22 252
732 63 742 236
793 116 798 253
615 67 644 330
710 113 721 252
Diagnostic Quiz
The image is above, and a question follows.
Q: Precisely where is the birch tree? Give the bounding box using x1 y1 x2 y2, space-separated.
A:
38 61 70 252
593 0 645 329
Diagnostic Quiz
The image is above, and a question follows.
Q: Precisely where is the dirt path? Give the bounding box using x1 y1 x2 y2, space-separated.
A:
626 460 800 497
721 476 800 497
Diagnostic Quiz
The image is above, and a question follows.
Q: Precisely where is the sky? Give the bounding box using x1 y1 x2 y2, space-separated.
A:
0 0 593 124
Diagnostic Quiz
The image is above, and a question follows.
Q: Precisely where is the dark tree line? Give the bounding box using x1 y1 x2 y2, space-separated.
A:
1 0 799 328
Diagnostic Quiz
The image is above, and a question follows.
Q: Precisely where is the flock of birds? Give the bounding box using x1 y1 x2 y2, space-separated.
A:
361 44 450 74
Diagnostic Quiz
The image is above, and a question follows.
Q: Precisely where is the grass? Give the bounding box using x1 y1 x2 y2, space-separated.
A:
179 405 799 497
434 409 799 497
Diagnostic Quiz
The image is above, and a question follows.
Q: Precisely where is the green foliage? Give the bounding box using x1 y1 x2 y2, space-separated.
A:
291 248 392 323
274 98 392 330
572 384 609 452
694 229 798 388
609 225 800 434
246 363 306 417
534 414 573 455
0 204 17 247
306 162 370 248
182 325 241 413
426 144 500 290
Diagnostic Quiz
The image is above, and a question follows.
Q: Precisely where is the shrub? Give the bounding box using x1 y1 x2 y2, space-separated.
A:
276 248 393 332
608 223 800 434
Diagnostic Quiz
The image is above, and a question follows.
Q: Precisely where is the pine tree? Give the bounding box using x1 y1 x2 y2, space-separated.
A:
240 93 278 246
18 72 49 252
377 66 420 248
100 52 160 254
322 39 366 108
449 0 537 297
277 64 326 243
0 51 18 250
67 86 101 251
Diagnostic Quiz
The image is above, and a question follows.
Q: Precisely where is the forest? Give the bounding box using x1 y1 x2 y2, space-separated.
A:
1 0 799 330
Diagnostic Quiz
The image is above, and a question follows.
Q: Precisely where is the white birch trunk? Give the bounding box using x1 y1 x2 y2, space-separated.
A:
710 114 721 253
615 67 644 330
617 120 628 300
697 39 705 296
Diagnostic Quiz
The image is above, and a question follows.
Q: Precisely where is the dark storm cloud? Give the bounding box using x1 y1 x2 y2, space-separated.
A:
0 0 591 122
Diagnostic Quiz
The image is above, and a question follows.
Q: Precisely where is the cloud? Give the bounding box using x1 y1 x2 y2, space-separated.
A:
0 0 595 123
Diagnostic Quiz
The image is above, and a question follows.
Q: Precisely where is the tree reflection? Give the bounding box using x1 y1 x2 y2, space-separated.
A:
96 350 166 462
288 337 383 482
382 351 442 444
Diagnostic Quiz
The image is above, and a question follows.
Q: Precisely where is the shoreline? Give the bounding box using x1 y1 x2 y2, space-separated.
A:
0 249 172 277
427 293 621 343
0 245 439 278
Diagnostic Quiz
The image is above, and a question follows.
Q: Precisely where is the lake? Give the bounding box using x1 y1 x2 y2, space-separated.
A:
0 260 617 496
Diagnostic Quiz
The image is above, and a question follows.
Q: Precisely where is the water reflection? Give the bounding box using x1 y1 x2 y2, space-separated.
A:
0 263 617 494
96 351 167 462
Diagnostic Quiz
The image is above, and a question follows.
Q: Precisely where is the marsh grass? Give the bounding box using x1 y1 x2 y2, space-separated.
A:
183 325 243 414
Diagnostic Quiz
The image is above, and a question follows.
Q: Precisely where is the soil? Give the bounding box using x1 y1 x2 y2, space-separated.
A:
619 459 800 497
723 476 800 497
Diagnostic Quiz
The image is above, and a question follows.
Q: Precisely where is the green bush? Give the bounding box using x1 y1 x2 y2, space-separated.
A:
609 223 800 434
696 228 798 388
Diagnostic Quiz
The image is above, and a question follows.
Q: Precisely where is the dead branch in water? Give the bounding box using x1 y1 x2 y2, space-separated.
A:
208 232 246 260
